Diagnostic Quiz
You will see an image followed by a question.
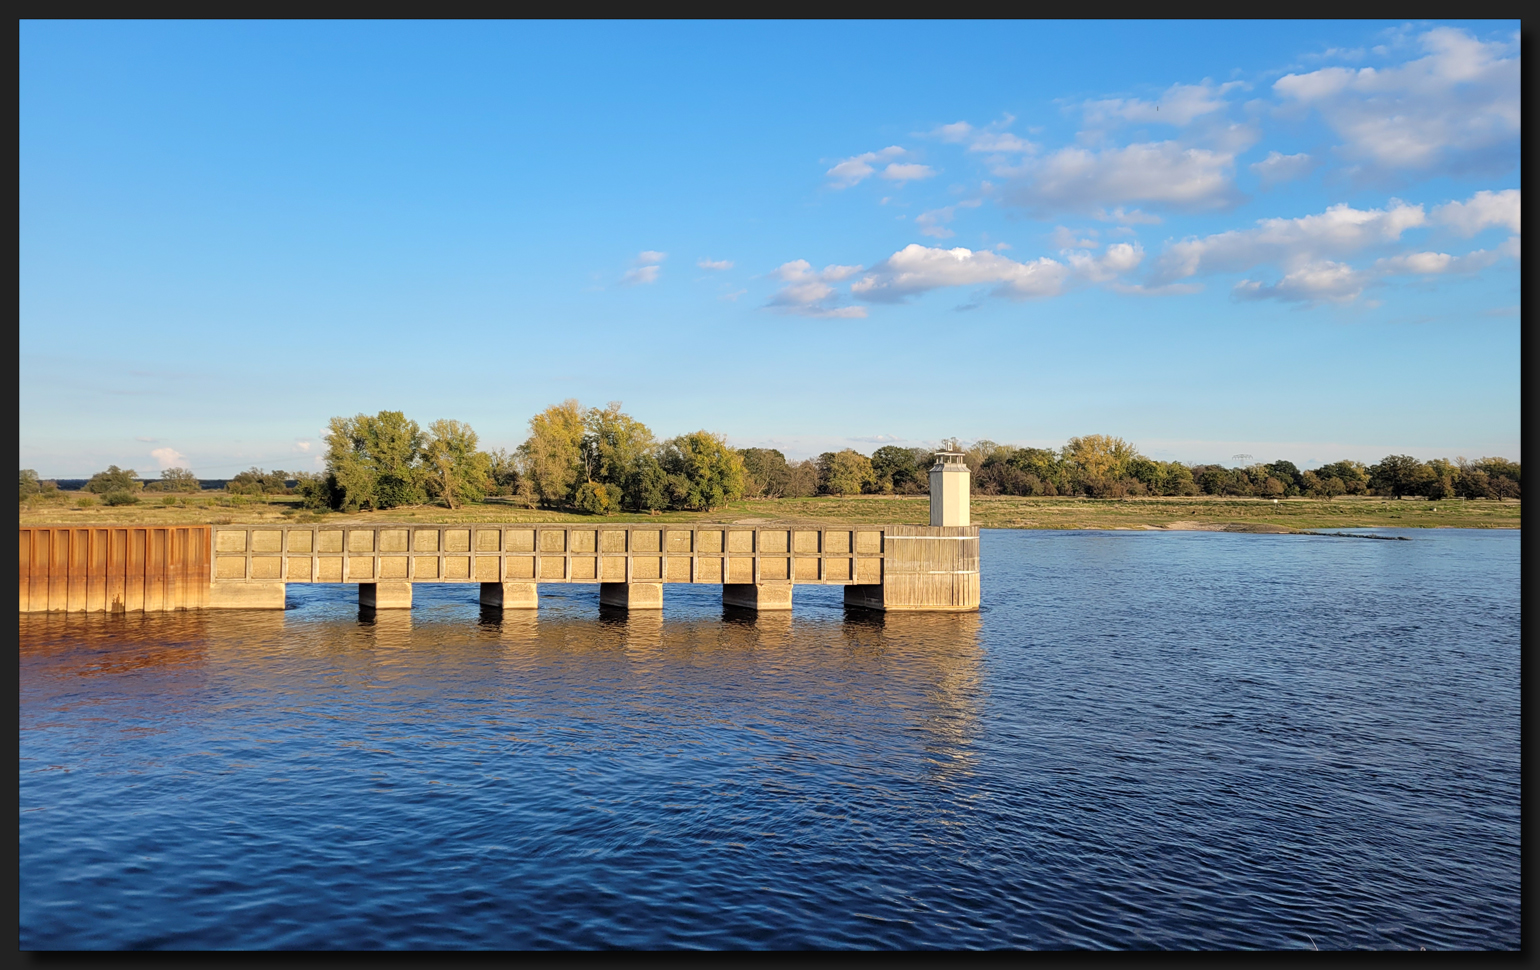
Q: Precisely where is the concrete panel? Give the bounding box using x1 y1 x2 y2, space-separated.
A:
414 557 440 579
359 582 412 609
351 558 375 579
475 529 501 552
632 557 662 581
215 531 246 553
571 557 597 580
317 531 343 553
760 557 790 581
727 559 753 584
600 530 627 553
599 582 662 609
825 531 851 554
697 530 723 554
506 530 536 553
348 531 375 554
727 531 754 554
445 557 471 580
288 531 313 553
444 530 470 553
697 558 723 582
288 558 313 582
215 556 246 579
571 530 597 554
474 557 500 581
666 530 692 554
601 557 626 582
209 581 285 609
480 582 537 609
666 557 692 582
826 558 852 582
723 583 792 611
793 531 820 554
380 557 409 579
318 557 344 582
794 558 820 582
856 531 882 555
252 531 283 553
759 531 789 554
251 557 283 580
414 530 440 552
540 530 567 554
380 529 409 553
507 556 536 580
856 558 882 584
539 556 566 580
632 529 661 553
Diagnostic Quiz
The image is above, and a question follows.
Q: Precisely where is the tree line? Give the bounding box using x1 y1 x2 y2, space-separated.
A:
20 422 1521 511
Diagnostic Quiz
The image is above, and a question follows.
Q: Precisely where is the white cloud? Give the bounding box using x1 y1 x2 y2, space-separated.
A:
968 132 1036 154
1273 27 1519 177
150 446 187 469
851 245 1069 302
1374 248 1500 276
1151 199 1426 285
1051 226 1100 249
620 265 661 286
915 200 981 239
1251 151 1317 187
826 146 906 188
637 250 667 264
1432 189 1520 236
1083 80 1241 127
766 260 867 318
933 121 973 143
697 258 734 270
1234 261 1370 304
1004 141 1239 214
880 162 937 183
1095 206 1162 225
294 441 312 452
1064 242 1144 283
721 289 747 302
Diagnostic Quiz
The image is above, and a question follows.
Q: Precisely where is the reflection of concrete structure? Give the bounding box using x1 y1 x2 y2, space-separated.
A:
21 516 981 615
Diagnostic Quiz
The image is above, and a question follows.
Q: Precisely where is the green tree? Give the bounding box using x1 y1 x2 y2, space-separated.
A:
518 399 587 508
85 465 141 494
625 454 669 512
1314 461 1370 495
1369 455 1434 498
324 411 426 510
423 419 492 510
574 481 623 515
661 431 745 511
818 449 874 497
230 467 289 495
159 467 202 492
739 447 789 498
871 446 925 494
582 402 655 488
19 469 40 502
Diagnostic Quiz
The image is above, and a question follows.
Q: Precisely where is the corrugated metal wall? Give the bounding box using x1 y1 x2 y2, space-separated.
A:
18 527 210 613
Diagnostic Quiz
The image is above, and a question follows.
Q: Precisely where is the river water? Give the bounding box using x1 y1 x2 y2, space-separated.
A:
19 529 1519 949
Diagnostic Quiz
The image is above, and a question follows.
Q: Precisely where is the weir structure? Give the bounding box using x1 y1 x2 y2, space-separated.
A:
19 456 979 615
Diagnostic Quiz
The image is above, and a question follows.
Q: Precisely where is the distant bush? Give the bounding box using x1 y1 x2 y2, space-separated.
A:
75 495 98 508
102 491 140 506
162 496 177 506
86 466 142 494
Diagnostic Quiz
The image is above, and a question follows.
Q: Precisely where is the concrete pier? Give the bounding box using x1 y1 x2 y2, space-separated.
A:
359 581 412 609
722 583 793 610
599 582 663 609
479 582 538 609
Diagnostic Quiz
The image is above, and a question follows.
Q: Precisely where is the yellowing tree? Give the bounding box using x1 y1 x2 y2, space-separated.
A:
423 419 492 510
1063 435 1139 482
518 399 587 507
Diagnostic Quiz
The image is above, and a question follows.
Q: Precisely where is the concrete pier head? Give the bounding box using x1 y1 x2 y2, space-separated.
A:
722 583 793 610
359 582 412 609
480 582 538 609
600 582 663 609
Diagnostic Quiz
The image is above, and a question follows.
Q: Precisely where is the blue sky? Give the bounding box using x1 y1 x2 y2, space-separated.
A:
20 20 1521 477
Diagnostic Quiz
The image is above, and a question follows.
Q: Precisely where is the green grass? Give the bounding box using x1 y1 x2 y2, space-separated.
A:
19 491 1520 530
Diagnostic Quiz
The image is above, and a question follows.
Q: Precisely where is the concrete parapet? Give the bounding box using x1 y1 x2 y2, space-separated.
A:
600 582 663 609
208 581 286 610
722 583 793 610
359 582 413 609
480 582 538 609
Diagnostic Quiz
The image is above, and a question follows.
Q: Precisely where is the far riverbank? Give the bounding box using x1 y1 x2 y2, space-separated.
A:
18 493 1520 531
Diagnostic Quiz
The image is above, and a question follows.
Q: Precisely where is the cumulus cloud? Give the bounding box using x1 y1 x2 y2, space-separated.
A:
150 446 187 469
766 260 867 318
1251 151 1317 187
620 251 666 285
1432 188 1521 236
1063 242 1145 283
1051 226 1099 249
1151 199 1426 285
637 251 667 264
929 118 1036 156
1095 206 1162 225
915 200 981 239
697 258 734 270
1273 26 1519 177
851 245 1069 302
1374 248 1500 276
1234 261 1370 304
1003 141 1240 214
826 146 934 188
1082 80 1242 127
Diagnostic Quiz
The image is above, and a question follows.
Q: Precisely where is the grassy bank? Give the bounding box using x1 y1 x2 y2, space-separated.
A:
18 492 1520 530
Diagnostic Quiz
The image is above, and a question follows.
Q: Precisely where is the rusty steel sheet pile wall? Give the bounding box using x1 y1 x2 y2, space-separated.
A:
18 526 210 613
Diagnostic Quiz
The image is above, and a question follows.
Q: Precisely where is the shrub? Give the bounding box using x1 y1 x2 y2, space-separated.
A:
162 496 177 506
75 495 98 508
102 491 140 506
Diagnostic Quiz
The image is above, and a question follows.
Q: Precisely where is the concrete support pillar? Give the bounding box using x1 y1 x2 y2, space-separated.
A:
599 582 662 610
480 582 538 609
208 582 286 609
359 581 412 609
722 583 793 611
843 584 887 611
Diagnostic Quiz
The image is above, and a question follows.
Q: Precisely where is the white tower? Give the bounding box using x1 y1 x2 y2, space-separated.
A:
929 451 970 526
